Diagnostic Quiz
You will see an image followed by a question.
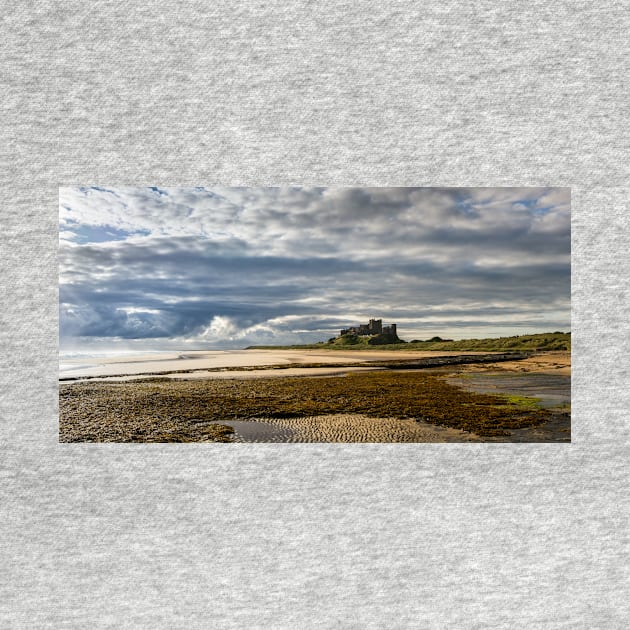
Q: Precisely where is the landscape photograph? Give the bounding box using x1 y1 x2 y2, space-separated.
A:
59 186 571 443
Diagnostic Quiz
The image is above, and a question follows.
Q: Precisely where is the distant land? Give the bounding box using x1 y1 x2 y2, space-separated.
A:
246 331 571 352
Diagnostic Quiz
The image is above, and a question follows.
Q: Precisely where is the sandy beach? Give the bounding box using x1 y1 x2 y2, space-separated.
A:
59 350 570 443
59 348 499 381
451 350 571 376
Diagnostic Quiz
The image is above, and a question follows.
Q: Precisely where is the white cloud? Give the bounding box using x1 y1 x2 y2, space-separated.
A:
59 187 571 347
199 316 240 340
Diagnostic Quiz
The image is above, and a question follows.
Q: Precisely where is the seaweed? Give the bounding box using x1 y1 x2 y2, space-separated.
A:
59 370 551 442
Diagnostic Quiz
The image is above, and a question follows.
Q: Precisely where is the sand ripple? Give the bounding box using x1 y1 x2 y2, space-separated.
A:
226 414 475 443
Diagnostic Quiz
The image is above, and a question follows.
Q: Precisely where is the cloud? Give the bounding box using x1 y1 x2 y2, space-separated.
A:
59 186 571 349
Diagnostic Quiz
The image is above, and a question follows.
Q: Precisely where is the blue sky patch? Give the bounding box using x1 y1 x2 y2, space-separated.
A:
68 225 150 244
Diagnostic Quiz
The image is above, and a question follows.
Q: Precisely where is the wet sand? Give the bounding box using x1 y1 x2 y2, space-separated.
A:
452 351 571 376
217 414 477 443
59 348 495 381
73 365 385 382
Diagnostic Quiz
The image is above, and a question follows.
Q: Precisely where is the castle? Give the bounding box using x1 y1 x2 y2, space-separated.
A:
340 319 397 338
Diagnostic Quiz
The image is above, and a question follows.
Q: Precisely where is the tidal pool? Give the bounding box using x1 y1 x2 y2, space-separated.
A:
446 372 571 442
447 373 570 407
212 420 296 443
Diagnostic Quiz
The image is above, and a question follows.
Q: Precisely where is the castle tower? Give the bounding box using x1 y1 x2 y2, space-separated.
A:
369 319 382 334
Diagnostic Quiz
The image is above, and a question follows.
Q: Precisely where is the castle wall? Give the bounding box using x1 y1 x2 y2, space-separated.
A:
340 319 396 338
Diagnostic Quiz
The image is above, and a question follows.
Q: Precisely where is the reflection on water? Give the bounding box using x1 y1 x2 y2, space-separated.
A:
212 420 296 443
448 373 570 407
447 372 571 442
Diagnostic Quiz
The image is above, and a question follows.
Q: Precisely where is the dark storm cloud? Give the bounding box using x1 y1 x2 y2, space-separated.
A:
59 186 570 347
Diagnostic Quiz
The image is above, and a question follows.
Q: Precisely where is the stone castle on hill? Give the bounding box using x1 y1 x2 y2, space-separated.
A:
340 318 397 338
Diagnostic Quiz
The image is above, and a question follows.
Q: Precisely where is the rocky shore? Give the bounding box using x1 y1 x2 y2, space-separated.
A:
59 352 570 443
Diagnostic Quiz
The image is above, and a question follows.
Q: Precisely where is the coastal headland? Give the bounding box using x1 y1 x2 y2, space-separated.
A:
59 334 570 443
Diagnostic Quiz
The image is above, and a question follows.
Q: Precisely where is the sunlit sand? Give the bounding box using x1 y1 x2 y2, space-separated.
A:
59 348 494 381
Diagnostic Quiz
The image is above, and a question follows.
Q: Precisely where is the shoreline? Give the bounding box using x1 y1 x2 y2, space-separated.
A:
59 349 536 383
59 351 570 443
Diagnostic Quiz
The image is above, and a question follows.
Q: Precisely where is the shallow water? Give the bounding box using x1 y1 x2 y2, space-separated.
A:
211 416 479 443
447 372 571 442
448 373 570 407
212 420 296 443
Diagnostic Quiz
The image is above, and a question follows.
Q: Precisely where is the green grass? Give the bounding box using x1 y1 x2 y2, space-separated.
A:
499 394 543 409
247 332 571 352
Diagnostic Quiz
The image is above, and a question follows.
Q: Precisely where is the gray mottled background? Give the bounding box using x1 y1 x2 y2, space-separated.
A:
1 2 628 628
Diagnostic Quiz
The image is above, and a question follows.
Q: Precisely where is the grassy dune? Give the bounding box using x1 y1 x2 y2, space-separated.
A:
248 332 571 352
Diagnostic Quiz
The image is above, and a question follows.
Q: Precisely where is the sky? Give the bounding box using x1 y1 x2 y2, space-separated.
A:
59 186 570 352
